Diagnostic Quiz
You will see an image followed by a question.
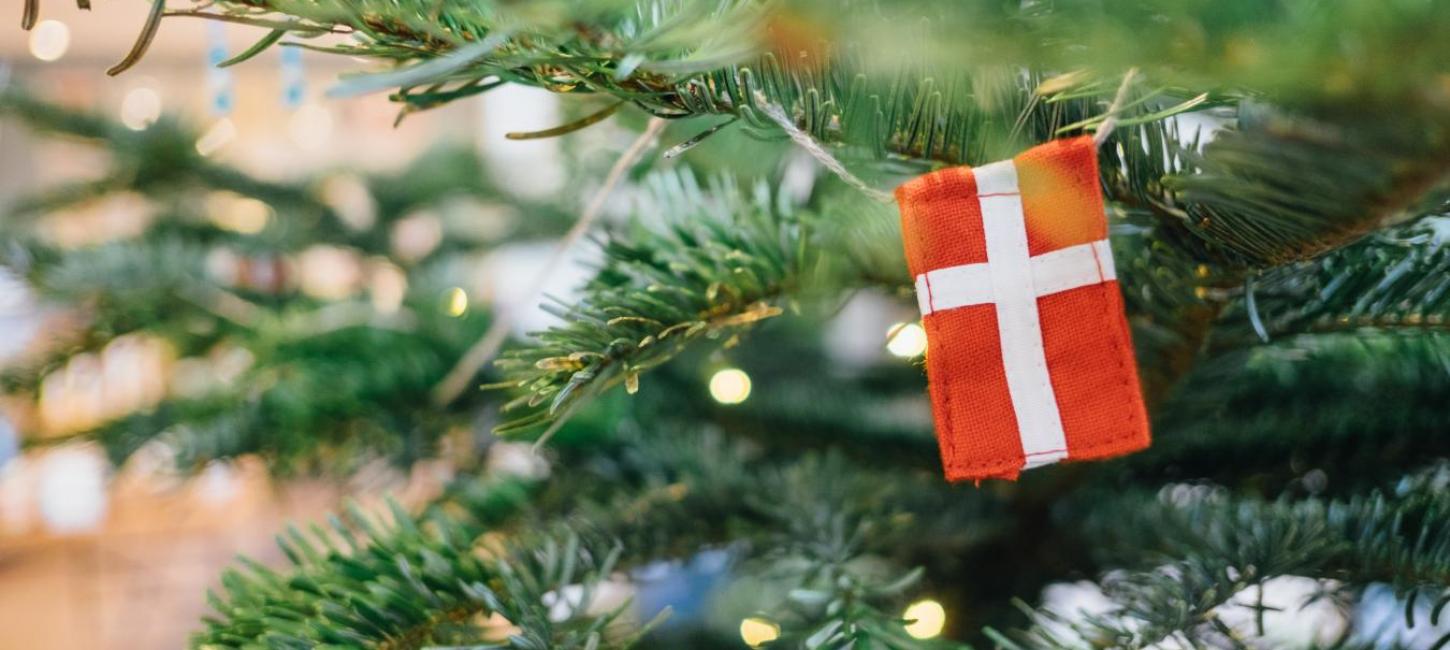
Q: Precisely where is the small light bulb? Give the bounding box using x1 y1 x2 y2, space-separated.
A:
709 368 752 405
739 617 780 648
902 599 946 639
206 192 272 234
28 20 70 62
120 87 163 131
444 287 469 317
886 322 928 358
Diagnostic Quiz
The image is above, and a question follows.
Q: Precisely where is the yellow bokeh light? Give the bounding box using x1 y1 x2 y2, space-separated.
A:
708 368 752 405
902 599 946 639
444 287 469 317
206 192 272 234
886 322 928 358
28 20 70 62
739 617 780 648
120 87 163 131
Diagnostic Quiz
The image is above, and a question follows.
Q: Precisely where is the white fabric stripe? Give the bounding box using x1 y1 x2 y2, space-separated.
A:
917 263 993 312
974 160 1070 469
914 274 933 315
912 239 1117 316
1030 240 1114 295
1093 240 1116 281
974 159 1019 195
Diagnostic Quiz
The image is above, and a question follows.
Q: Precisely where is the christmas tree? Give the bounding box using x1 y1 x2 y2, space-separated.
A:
7 1 1450 648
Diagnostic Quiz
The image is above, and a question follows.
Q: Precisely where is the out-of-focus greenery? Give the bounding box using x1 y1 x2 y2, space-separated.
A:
6 0 1450 647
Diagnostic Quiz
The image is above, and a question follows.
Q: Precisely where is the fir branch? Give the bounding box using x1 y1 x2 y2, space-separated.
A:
558 430 986 649
194 425 981 649
1217 218 1450 345
54 1 1450 270
1007 466 1450 649
489 172 827 435
1164 111 1450 268
193 478 646 649
1138 333 1450 495
432 117 668 407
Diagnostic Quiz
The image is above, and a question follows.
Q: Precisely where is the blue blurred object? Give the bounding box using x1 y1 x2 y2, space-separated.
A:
632 548 733 626
207 22 236 115
0 416 17 467
281 47 306 109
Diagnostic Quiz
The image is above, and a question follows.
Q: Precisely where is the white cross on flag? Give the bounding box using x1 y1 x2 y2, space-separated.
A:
895 136 1151 482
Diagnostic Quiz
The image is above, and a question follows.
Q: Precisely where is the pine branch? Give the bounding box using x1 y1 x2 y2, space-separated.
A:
1164 111 1450 268
489 172 828 435
194 479 647 649
194 422 981 648
29 2 1450 274
1216 218 1450 346
489 169 1222 435
1135 333 1450 495
554 430 989 649
1004 465 1450 649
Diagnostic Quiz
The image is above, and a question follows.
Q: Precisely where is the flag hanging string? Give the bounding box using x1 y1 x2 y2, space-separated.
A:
753 68 1140 204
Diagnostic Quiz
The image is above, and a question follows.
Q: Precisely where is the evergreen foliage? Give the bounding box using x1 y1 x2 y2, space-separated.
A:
6 0 1450 648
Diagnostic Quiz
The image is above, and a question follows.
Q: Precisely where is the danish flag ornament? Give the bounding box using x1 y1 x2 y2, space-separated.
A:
895 136 1150 482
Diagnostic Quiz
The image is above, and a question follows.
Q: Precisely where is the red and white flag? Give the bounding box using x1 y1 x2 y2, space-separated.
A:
895 136 1150 482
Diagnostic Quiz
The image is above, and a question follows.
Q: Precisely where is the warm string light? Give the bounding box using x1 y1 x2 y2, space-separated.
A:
28 20 70 62
708 368 752 405
206 191 272 234
120 87 163 131
444 287 469 317
902 599 946 639
739 617 780 648
886 321 928 358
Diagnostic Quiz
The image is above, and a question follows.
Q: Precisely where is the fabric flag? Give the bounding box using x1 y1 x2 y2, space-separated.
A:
895 136 1150 482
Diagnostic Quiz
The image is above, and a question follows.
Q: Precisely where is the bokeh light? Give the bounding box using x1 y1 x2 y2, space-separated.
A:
444 287 469 317
902 599 946 639
886 321 928 358
120 87 163 131
206 191 272 234
739 617 780 648
28 20 70 62
708 368 752 405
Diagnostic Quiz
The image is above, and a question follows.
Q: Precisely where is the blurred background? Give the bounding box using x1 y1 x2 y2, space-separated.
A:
0 3 593 646
0 4 852 648
4 2 1449 649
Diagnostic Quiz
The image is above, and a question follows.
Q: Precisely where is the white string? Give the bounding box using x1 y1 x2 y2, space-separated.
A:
752 91 896 204
431 117 669 406
756 67 1138 204
1093 67 1140 148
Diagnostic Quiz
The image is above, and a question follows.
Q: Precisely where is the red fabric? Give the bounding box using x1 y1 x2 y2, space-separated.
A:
896 137 1150 482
